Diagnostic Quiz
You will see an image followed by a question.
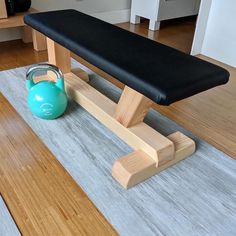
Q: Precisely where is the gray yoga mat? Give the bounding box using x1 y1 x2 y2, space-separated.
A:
0 196 21 236
0 60 235 236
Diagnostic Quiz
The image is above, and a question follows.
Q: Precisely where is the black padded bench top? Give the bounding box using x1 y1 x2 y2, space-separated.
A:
24 10 229 105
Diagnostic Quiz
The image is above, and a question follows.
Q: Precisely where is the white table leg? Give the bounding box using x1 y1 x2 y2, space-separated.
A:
149 19 160 31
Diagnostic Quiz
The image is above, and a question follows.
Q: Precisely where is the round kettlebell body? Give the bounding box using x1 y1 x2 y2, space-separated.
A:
26 64 68 120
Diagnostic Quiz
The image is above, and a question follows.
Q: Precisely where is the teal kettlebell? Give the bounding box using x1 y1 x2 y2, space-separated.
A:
26 63 68 120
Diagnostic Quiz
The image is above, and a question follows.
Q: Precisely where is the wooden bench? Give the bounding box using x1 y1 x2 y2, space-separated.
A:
24 10 229 189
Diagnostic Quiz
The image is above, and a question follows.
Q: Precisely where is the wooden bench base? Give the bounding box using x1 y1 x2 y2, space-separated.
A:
64 72 195 188
113 132 195 188
43 38 196 189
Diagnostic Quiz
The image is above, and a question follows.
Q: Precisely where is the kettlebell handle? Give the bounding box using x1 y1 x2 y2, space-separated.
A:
26 63 64 81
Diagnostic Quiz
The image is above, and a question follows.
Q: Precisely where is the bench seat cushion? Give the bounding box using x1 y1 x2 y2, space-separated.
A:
24 10 229 105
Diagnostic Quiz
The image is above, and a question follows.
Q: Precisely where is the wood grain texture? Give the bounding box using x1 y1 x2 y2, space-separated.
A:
112 132 195 189
0 0 7 19
0 40 47 71
0 8 37 29
71 68 89 82
0 65 236 236
32 30 47 51
117 18 196 54
114 86 153 127
22 26 33 43
47 38 71 74
0 93 117 236
46 38 89 82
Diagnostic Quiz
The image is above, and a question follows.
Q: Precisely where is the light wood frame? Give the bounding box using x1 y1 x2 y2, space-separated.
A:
45 38 196 189
0 8 47 51
0 0 7 19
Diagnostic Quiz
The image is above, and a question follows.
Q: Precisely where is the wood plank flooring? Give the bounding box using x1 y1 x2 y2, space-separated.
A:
0 40 46 71
0 93 117 235
117 17 196 53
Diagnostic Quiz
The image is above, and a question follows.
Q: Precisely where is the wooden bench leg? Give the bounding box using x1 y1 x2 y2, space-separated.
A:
112 86 195 188
22 25 33 43
112 132 195 189
32 29 47 51
47 37 71 73
47 38 89 82
114 86 153 128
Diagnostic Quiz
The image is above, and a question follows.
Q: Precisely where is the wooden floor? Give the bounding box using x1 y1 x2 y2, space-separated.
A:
118 18 196 53
0 93 117 235
0 40 46 71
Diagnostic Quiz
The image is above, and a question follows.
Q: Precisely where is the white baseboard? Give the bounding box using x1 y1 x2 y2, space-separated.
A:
91 9 130 24
0 28 22 43
0 9 131 43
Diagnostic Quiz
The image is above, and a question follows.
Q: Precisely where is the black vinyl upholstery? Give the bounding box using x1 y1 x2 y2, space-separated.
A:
24 10 229 105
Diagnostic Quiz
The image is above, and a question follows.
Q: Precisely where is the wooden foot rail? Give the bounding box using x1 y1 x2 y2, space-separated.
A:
45 38 196 189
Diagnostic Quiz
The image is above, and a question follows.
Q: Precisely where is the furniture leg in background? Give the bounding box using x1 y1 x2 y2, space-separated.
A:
0 0 8 19
130 0 200 31
131 0 160 31
22 25 32 43
0 7 47 51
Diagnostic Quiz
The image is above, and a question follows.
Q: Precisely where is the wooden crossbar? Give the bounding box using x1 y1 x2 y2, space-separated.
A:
45 38 196 189
114 86 153 128
64 72 175 165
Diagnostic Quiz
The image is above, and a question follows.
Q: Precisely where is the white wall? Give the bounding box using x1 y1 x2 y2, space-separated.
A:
0 28 22 42
0 0 131 42
192 0 236 67
32 0 130 13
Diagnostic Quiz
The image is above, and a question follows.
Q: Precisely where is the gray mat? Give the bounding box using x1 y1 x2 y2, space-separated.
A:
0 196 21 236
0 61 236 236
